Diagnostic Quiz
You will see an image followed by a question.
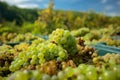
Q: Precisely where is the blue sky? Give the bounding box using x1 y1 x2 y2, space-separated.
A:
1 0 120 16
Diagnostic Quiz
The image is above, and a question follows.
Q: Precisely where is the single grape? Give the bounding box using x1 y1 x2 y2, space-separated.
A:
42 74 51 80
102 70 117 80
51 75 58 80
64 67 74 78
78 64 87 74
77 74 87 80
57 71 67 80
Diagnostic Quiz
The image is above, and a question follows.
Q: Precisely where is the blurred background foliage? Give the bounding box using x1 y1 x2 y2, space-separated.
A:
0 0 120 35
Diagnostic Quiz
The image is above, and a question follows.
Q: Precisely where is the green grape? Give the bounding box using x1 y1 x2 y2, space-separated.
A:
113 65 120 79
86 65 96 72
51 75 58 80
85 65 98 80
15 72 28 80
77 74 87 80
108 58 116 67
73 68 81 75
18 60 24 65
39 58 46 64
7 70 46 80
102 70 117 80
57 71 67 80
38 53 44 59
42 74 51 80
57 57 63 61
32 71 42 80
59 51 66 58
86 70 98 80
64 67 74 78
14 63 21 70
30 59 36 65
32 55 37 60
78 64 87 74
19 52 26 58
9 65 14 71
98 75 103 80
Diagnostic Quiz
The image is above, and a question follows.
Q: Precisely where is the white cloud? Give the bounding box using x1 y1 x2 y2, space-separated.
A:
105 5 114 10
101 0 107 3
17 3 39 8
1 0 44 8
107 12 120 16
117 1 120 5
1 0 29 4
36 0 43 2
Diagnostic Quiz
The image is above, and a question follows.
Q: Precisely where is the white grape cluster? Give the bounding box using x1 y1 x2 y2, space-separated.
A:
10 29 77 71
8 64 120 80
49 29 78 55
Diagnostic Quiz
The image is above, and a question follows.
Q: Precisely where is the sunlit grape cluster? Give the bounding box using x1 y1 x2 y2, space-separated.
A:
8 29 98 73
71 27 90 37
97 36 120 47
49 29 78 55
9 29 78 72
0 42 32 77
9 31 70 71
93 53 120 67
0 33 39 43
72 27 120 47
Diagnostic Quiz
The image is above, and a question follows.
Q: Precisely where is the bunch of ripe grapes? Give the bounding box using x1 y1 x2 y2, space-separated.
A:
0 29 120 80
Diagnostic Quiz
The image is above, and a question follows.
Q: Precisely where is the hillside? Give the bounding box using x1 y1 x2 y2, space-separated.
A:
0 1 120 34
0 2 38 25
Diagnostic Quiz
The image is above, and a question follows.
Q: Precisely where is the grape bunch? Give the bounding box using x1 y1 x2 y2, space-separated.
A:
13 43 30 56
49 29 78 55
18 59 76 76
71 27 90 37
93 53 120 67
7 64 120 80
0 32 17 43
0 45 14 76
57 64 120 80
9 38 68 72
0 28 119 80
9 29 78 72
9 29 98 72
0 33 39 43
70 37 98 65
